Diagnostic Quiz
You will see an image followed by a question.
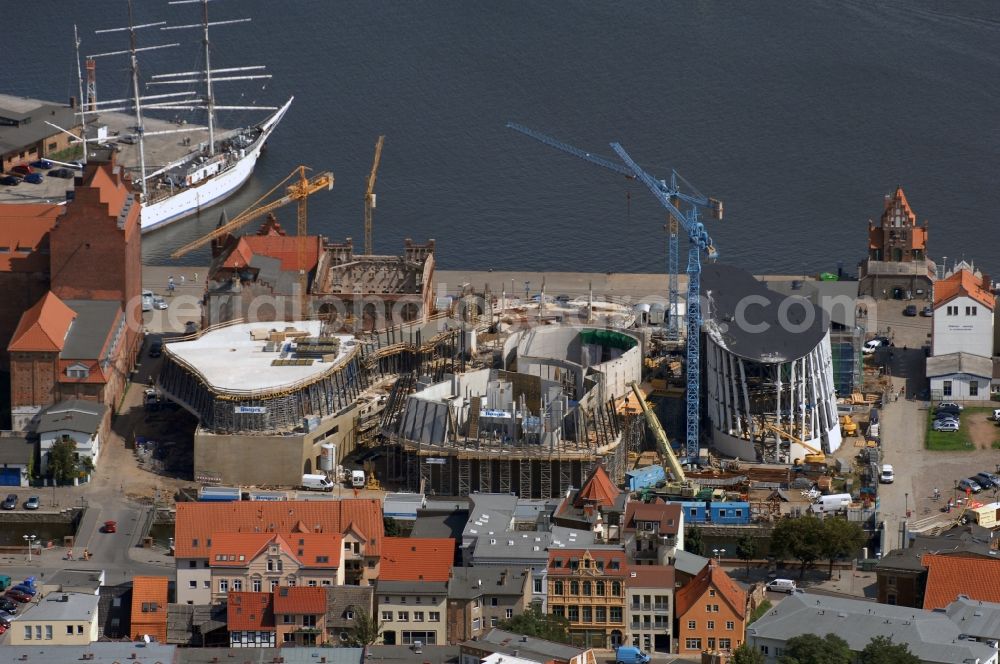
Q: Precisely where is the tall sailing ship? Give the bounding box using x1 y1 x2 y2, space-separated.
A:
82 0 292 233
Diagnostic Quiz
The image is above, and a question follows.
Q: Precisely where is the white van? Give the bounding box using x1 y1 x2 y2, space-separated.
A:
301 474 334 492
766 578 797 594
351 470 366 489
141 290 154 312
810 493 852 514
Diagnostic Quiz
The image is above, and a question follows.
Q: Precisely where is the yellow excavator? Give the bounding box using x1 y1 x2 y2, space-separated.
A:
629 382 700 498
759 421 827 465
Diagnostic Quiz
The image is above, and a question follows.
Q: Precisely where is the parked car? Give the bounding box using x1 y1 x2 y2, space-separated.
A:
148 338 163 357
11 584 35 598
958 478 982 493
4 589 31 603
973 473 997 490
920 305 933 317
880 464 895 484
1 494 16 510
24 496 39 510
862 339 884 354
937 402 964 412
766 578 798 594
48 168 74 179
29 159 53 170
0 598 18 613
615 645 652 664
978 471 1000 486
0 623 7 635
932 419 959 432
10 164 32 176
0 615 10 628
152 296 168 310
0 175 20 186
23 172 43 184
903 304 918 316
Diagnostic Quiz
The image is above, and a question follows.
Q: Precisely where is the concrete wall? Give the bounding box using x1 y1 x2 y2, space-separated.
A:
933 295 994 357
194 406 358 487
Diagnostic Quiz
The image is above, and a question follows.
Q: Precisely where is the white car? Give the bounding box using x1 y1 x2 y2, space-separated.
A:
879 464 894 484
862 339 883 354
932 419 959 432
152 296 168 310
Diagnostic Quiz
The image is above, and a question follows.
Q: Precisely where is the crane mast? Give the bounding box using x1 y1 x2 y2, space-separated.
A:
364 135 385 255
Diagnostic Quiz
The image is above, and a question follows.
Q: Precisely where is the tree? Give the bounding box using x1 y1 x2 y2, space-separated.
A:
686 524 704 556
345 608 383 647
48 438 78 485
859 636 920 664
770 515 825 579
383 517 401 537
736 533 759 578
499 604 570 644
821 517 866 579
732 642 766 664
777 633 851 664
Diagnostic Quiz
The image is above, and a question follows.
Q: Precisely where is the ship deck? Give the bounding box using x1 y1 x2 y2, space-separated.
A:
0 93 228 206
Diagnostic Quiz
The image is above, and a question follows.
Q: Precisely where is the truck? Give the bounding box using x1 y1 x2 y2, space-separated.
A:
810 493 852 514
198 486 242 502
630 382 700 498
615 645 651 664
351 470 366 489
301 474 334 492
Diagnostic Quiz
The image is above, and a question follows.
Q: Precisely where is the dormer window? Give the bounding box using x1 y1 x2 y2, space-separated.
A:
66 363 89 379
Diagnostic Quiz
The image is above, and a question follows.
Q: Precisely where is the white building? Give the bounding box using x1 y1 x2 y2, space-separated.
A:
931 266 994 358
10 592 101 646
36 400 107 476
926 353 993 402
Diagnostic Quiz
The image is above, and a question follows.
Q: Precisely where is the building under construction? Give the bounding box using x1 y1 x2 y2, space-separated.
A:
380 327 645 498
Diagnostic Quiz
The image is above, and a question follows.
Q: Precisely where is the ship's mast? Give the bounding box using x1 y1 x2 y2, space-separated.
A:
73 24 89 166
128 0 149 197
201 0 216 155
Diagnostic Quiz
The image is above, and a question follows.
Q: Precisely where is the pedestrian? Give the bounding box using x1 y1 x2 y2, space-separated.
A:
194 272 198 282
180 275 185 285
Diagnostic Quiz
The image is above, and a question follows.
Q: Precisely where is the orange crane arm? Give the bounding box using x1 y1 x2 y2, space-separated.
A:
363 135 385 255
170 166 334 259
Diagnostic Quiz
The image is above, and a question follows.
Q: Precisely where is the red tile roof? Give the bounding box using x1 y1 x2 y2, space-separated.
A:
130 576 169 642
547 548 629 577
209 533 281 567
0 203 61 272
881 186 916 227
221 216 323 274
573 465 622 509
627 565 675 588
380 537 454 582
273 586 327 615
921 553 1000 609
174 499 382 559
933 269 995 310
675 560 746 619
8 292 76 352
622 500 682 535
228 592 275 631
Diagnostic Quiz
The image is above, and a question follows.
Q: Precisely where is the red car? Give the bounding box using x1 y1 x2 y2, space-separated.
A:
10 164 32 177
102 520 117 533
5 589 30 603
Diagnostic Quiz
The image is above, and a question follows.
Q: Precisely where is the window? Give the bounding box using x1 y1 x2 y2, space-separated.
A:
570 581 579 595
415 596 422 604
610 607 622 623
189 580 197 589
947 305 957 316
553 581 563 596
596 606 606 623
709 589 716 597
720 638 731 650
760 646 769 655
708 638 716 649
490 597 498 607
967 306 978 316
189 560 198 568
76 625 83 634
429 612 440 621
491 617 498 627
112 597 121 607
583 581 592 596
596 581 605 596
232 579 242 591
345 610 355 621
506 608 513 619
726 621 735 630
270 581 278 592
551 605 564 618
398 612 409 621
414 612 424 622
24 625 32 640
887 593 897 605
303 615 317 627
472 617 481 631
192 538 199 548
611 581 621 596
685 638 702 650
382 611 393 622
533 578 543 594
707 620 715 630
283 615 293 624
67 625 74 635
308 580 318 587
267 560 275 571
203 580 210 589
284 633 293 643
887 576 897 587
713 604 720 612
971 381 979 397
252 579 262 592
943 380 953 397
67 366 89 378
688 619 697 630
568 606 579 622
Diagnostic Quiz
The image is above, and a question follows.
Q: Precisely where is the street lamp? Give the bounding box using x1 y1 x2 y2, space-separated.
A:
713 548 726 563
23 534 37 562
905 492 909 518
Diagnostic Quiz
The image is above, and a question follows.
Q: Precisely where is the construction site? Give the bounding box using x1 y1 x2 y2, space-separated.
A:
378 327 646 498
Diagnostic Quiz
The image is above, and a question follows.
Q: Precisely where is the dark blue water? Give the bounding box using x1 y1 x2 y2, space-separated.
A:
7 1 1000 274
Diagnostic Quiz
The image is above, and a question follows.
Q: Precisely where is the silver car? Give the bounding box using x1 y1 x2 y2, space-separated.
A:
958 478 982 493
933 419 959 432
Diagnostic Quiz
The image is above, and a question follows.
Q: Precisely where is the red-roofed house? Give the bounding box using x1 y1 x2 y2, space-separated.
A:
922 553 1000 610
626 565 675 654
207 532 344 603
859 187 935 299
228 592 275 648
274 586 329 646
674 559 747 658
548 548 629 648
130 576 169 643
175 499 383 604
622 500 685 565
377 537 455 647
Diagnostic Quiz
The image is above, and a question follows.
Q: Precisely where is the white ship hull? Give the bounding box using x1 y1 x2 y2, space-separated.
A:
139 97 292 233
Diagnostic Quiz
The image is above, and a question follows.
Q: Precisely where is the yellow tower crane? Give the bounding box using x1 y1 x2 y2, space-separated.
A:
170 166 334 312
364 135 385 256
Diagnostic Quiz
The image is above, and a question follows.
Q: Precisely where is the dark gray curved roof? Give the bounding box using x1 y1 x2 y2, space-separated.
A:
701 263 828 363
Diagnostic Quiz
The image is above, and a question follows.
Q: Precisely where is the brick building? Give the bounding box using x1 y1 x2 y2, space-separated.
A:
130 576 170 643
858 187 935 300
0 96 80 172
674 559 747 659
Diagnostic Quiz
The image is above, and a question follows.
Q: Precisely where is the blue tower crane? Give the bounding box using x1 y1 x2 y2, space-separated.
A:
507 122 723 460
